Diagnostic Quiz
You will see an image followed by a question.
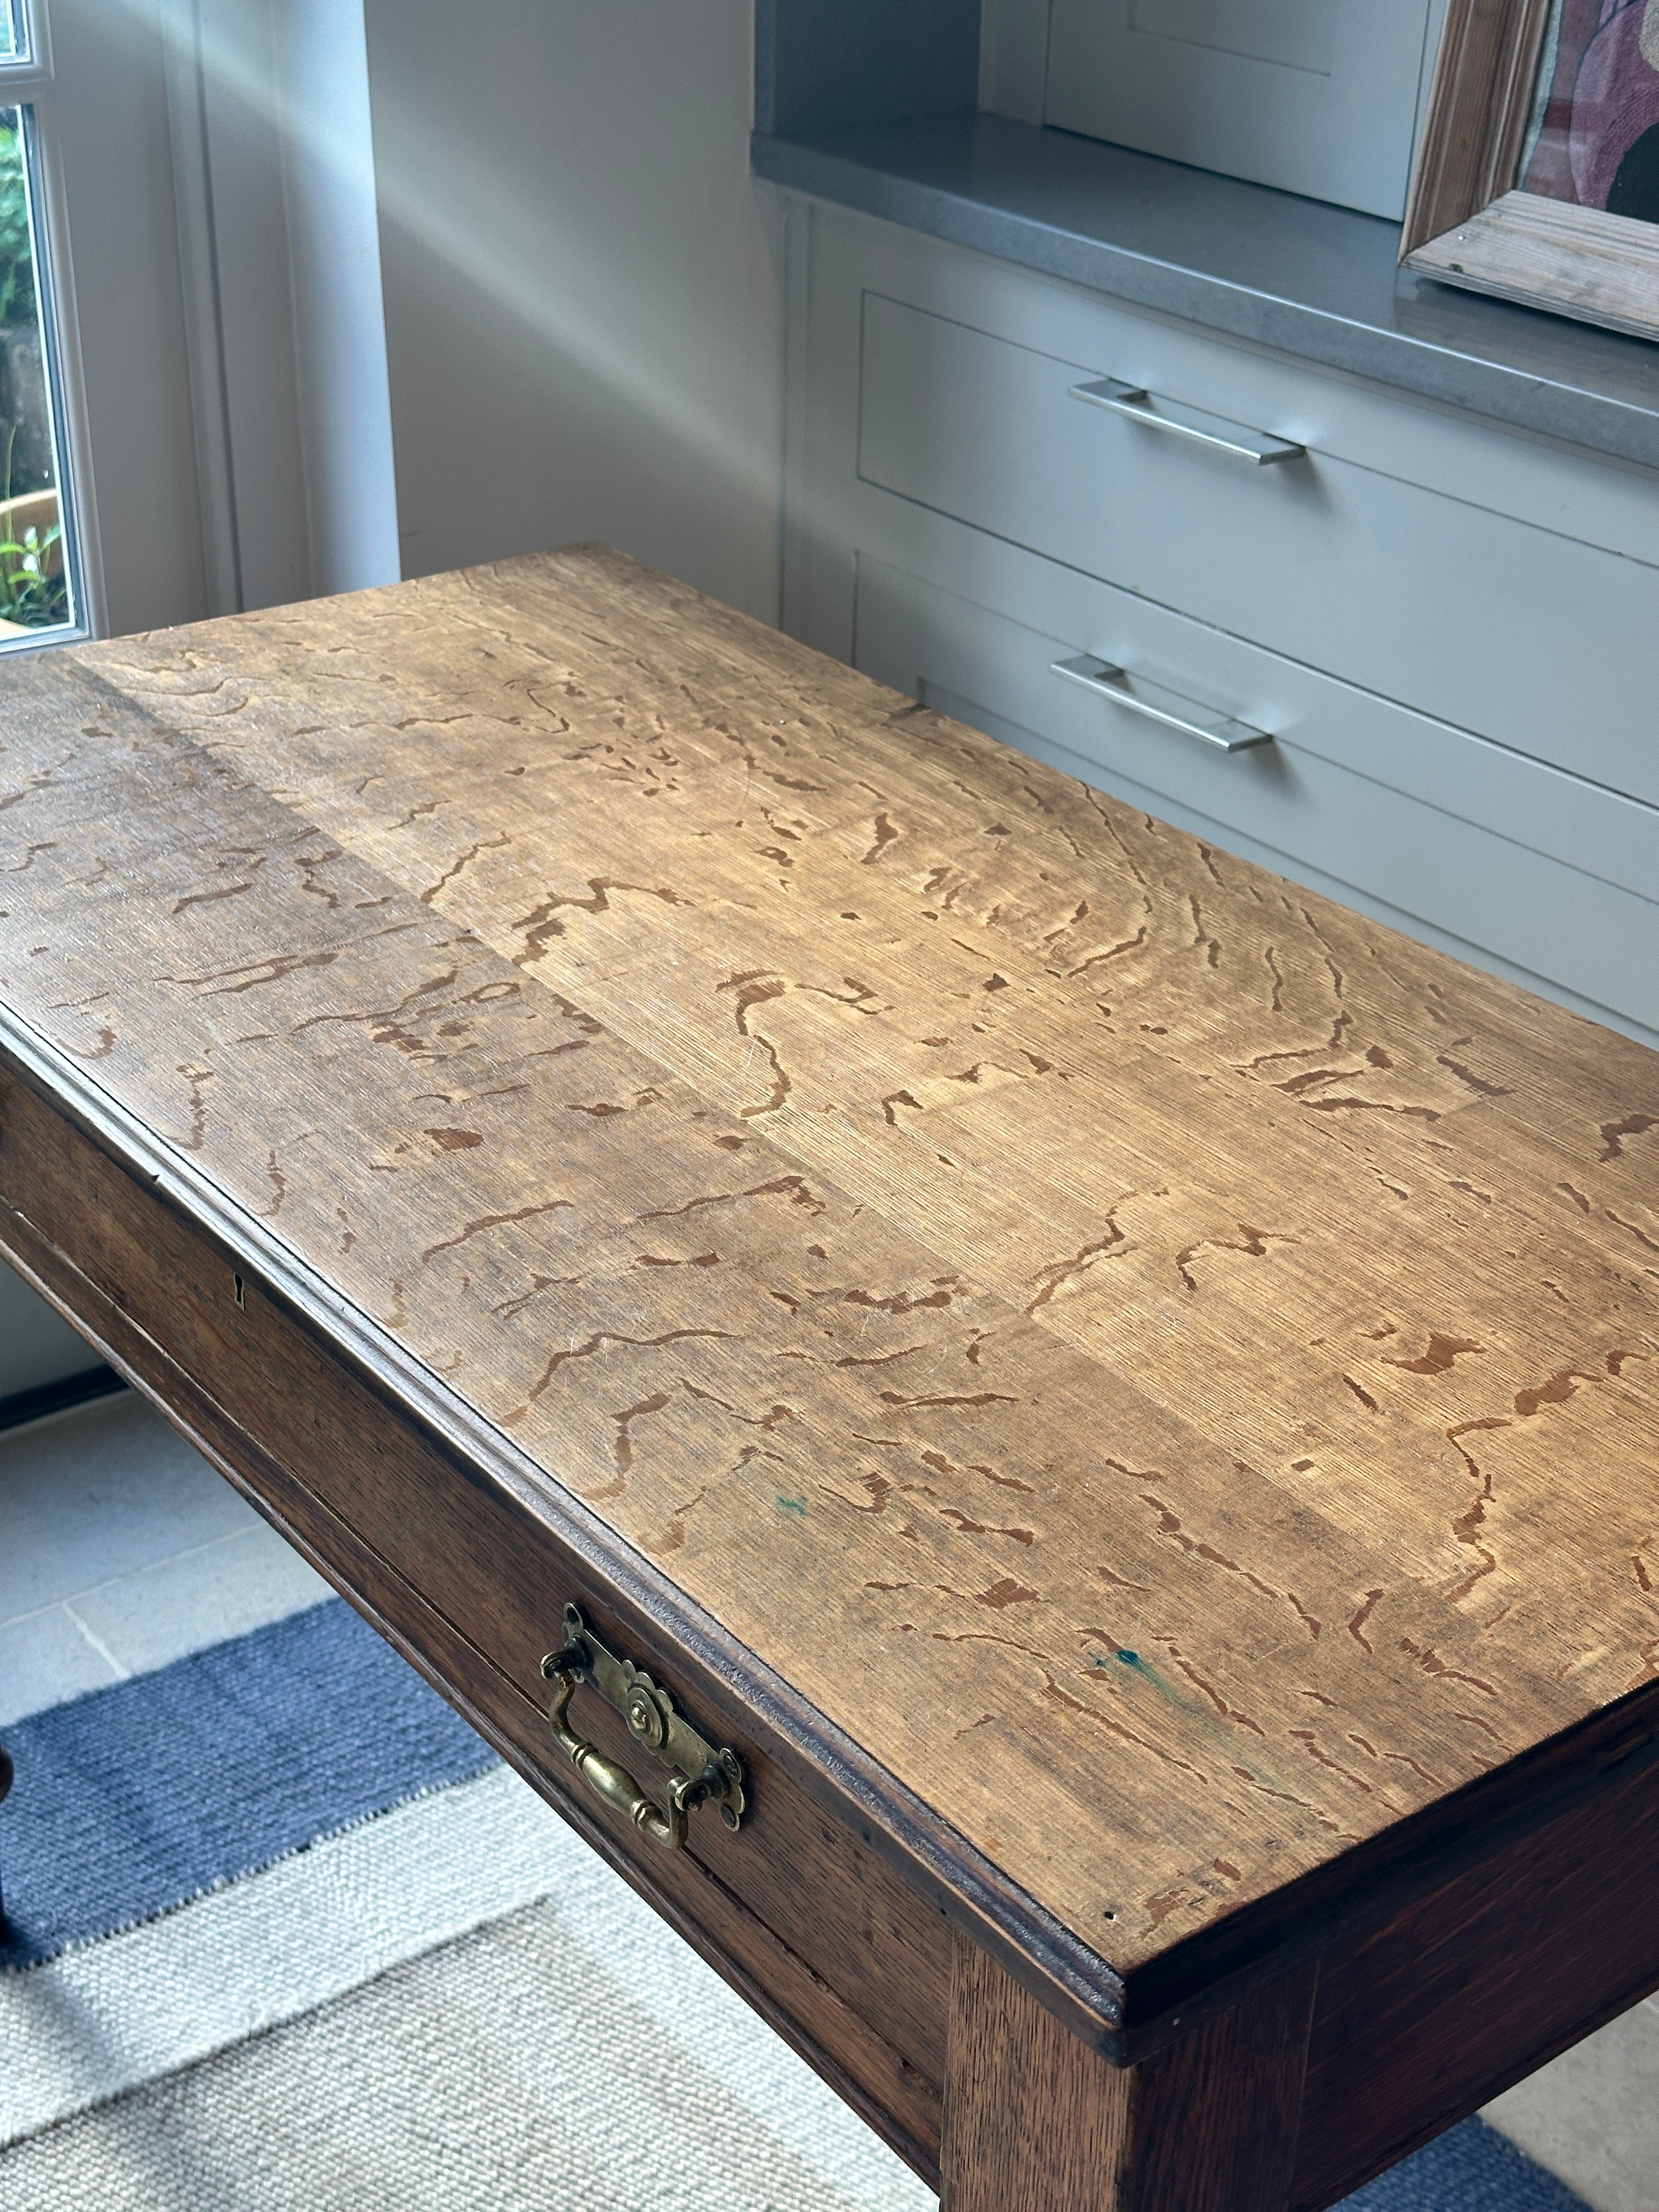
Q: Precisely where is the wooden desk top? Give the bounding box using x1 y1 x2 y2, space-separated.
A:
2 548 1655 2018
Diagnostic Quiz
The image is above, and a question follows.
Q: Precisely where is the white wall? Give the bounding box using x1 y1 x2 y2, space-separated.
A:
273 0 399 598
47 0 211 637
166 0 400 614
362 0 786 623
0 1276 103 1401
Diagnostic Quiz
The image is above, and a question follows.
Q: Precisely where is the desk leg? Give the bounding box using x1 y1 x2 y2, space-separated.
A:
941 1937 1317 2212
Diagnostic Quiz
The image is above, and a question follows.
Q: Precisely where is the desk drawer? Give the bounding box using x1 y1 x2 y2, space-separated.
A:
0 1057 949 2180
854 543 1659 1044
856 294 1659 809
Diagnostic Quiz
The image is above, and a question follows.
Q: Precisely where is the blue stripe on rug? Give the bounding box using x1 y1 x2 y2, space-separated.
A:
0 1600 1600 2212
0 1599 498 1971
1345 2115 1589 2210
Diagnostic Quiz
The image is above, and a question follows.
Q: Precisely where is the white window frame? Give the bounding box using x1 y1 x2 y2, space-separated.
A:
161 0 398 617
0 0 108 643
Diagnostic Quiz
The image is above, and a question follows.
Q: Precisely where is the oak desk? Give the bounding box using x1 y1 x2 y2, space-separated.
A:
1 548 1655 2211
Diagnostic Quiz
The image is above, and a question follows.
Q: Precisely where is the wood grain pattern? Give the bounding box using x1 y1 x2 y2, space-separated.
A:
0 546 1655 2043
943 1938 1315 2211
0 1053 951 2134
1408 189 1659 343
12 1058 1657 2205
0 1070 946 2176
1400 0 1550 255
1292 1725 1659 2210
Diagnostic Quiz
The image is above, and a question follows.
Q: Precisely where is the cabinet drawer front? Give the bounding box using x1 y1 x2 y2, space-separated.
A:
854 547 1659 1044
0 1057 949 2175
856 294 1659 809
1043 0 1432 221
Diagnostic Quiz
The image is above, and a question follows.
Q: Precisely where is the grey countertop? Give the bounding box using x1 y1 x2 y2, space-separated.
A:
753 114 1659 473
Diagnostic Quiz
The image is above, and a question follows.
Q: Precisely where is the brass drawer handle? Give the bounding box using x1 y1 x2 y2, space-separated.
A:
540 1602 746 1850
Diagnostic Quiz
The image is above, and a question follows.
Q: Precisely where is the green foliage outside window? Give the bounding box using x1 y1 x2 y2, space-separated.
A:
0 111 67 628
0 117 35 329
0 440 65 626
0 520 65 625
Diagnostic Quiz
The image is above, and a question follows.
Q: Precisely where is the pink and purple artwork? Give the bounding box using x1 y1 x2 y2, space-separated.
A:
1521 0 1659 222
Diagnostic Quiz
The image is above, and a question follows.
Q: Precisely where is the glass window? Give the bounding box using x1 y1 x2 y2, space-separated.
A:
0 5 80 647
0 105 71 638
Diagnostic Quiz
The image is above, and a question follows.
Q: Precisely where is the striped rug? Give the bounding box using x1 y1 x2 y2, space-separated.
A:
0 1600 1589 2210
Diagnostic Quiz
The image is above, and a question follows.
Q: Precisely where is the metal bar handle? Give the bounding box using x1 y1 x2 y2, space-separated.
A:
1069 376 1305 466
1052 654 1274 754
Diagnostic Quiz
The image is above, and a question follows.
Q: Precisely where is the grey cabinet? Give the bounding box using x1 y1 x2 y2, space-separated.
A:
857 291 1659 805
1042 1 1435 218
783 199 1659 1050
855 545 1659 1038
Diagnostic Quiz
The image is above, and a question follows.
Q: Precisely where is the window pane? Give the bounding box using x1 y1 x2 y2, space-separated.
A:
0 7 19 66
0 105 75 639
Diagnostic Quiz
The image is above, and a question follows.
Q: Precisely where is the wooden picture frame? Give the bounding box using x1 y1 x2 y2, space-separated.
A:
1402 0 1659 342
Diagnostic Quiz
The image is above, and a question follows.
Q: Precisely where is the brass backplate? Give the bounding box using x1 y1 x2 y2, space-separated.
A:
541 1603 747 1834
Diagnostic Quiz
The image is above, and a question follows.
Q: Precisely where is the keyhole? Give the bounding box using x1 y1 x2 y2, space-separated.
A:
233 1272 245 1310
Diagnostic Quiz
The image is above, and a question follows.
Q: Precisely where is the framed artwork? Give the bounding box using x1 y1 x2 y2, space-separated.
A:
1402 0 1659 341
